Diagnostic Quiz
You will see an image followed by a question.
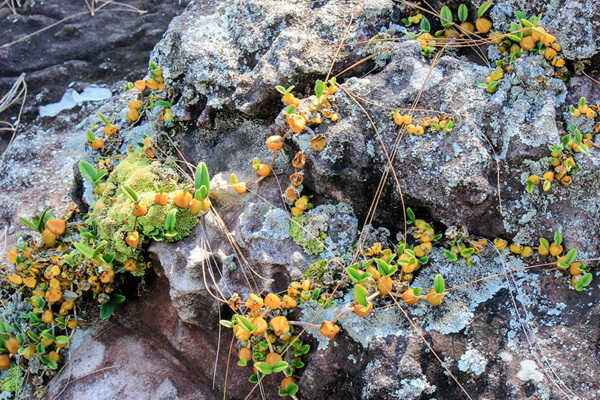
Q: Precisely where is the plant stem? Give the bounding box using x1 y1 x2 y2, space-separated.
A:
264 333 274 354
366 291 380 302
288 320 319 329
331 307 353 323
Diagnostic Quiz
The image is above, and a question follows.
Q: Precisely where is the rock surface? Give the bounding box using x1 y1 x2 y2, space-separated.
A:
0 0 187 122
2 0 600 399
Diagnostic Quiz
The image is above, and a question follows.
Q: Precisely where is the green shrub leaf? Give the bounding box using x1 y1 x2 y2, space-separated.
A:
440 6 453 28
434 274 445 294
458 4 468 23
420 17 431 33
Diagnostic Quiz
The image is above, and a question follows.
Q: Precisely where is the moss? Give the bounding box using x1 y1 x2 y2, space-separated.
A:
289 216 325 256
304 259 327 283
0 364 23 393
88 150 198 263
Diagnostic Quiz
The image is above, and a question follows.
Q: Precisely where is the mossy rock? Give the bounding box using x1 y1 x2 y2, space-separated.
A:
88 150 198 263
0 364 23 393
290 216 325 256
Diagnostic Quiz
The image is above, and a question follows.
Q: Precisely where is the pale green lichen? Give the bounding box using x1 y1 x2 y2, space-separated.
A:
303 259 327 283
0 364 23 393
88 150 198 263
290 216 325 256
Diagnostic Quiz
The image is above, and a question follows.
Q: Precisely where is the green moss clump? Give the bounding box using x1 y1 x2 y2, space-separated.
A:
290 216 325 256
0 364 23 393
304 259 327 283
88 150 198 263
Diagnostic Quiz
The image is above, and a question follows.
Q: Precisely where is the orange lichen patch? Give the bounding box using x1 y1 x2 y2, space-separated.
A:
8 274 23 285
270 316 290 336
134 80 146 91
289 172 304 187
401 288 421 305
104 124 119 136
173 191 192 208
291 151 306 168
23 277 36 288
5 338 19 355
239 347 252 361
7 248 18 264
264 293 282 309
49 351 60 363
127 109 140 122
285 186 299 202
124 258 138 272
287 114 306 133
146 79 159 91
319 320 340 339
42 310 54 323
353 302 373 317
91 138 104 150
266 135 284 151
0 355 9 370
132 202 148 217
41 229 57 248
377 276 393 295
46 219 67 236
234 324 251 341
245 294 263 312
126 231 140 248
232 182 248 194
425 289 445 306
100 269 114 284
257 164 271 177
154 192 169 206
252 317 268 336
45 287 62 303
265 352 282 367
282 295 297 308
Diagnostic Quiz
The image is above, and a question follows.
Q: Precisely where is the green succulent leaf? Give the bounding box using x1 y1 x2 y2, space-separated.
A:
458 4 468 23
406 207 415 224
314 80 325 98
440 6 454 28
434 274 445 294
272 361 289 373
78 161 100 186
346 266 371 283
122 185 139 203
460 248 475 258
539 238 549 249
237 316 256 333
565 249 578 265
420 17 431 33
554 231 563 246
354 284 369 307
195 162 210 194
85 129 96 143
165 209 177 232
478 1 492 18
444 249 458 262
254 362 273 375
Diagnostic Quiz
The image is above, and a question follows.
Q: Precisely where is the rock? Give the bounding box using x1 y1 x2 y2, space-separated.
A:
4 0 600 399
44 275 216 400
487 0 600 60
0 0 187 121
149 176 310 326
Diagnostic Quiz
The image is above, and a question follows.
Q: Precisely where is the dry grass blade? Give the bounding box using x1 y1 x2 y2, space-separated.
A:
388 292 474 400
0 73 27 163
479 131 503 215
